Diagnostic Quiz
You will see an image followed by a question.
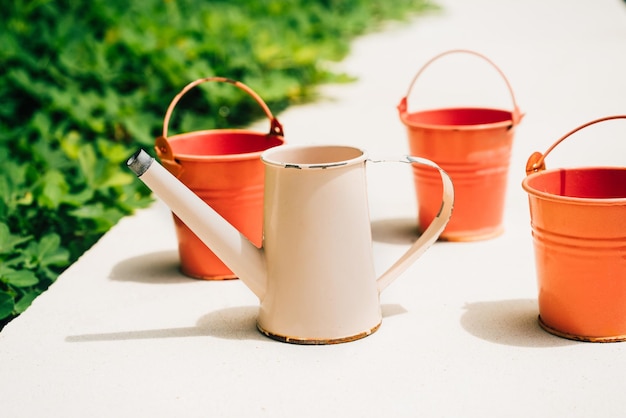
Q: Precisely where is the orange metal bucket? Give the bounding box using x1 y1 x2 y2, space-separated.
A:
155 77 285 280
522 115 626 342
398 50 523 241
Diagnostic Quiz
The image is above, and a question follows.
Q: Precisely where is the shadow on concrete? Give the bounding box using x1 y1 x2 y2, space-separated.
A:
371 217 420 245
108 250 192 285
65 303 407 344
460 298 576 347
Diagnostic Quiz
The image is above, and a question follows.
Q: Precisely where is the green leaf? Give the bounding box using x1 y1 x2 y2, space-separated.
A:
69 203 125 233
61 187 95 207
77 145 99 188
19 234 70 271
0 162 33 215
2 269 39 287
37 169 70 209
100 171 134 188
31 234 70 269
0 223 32 255
14 291 38 314
0 292 14 320
59 130 83 160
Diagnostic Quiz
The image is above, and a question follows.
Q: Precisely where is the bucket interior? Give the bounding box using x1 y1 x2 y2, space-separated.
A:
262 145 363 167
169 131 284 157
404 108 512 127
524 167 626 199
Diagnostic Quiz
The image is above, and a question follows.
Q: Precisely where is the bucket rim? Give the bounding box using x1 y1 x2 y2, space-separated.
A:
522 166 626 206
165 128 285 162
399 106 515 131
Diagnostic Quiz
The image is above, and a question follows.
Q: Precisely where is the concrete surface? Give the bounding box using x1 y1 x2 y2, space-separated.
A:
1 0 625 416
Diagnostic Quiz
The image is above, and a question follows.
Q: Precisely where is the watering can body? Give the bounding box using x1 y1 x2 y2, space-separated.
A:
259 146 382 343
128 145 454 344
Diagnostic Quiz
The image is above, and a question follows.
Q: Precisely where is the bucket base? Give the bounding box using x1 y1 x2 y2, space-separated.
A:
538 316 626 343
179 267 238 281
256 322 381 345
420 225 504 242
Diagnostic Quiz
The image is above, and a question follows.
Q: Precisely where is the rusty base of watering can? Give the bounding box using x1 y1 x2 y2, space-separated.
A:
256 322 381 345
538 316 626 343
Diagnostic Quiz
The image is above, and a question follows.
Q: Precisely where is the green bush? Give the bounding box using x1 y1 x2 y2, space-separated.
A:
0 0 435 328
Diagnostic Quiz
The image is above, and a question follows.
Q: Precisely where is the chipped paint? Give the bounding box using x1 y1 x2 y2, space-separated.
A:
538 316 626 343
257 322 382 345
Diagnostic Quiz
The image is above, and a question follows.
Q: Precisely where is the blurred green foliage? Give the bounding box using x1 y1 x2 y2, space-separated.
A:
0 0 435 327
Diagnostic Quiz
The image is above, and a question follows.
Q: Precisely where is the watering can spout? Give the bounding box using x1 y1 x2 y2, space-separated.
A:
127 149 267 299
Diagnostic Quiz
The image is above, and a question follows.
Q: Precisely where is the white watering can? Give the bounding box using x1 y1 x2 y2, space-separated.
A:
127 145 454 344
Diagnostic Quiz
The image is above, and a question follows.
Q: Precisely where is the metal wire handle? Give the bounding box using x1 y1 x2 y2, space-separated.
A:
525 115 626 175
398 49 523 126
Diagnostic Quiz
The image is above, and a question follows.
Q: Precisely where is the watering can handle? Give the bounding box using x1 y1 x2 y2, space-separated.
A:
375 156 454 293
525 114 626 175
155 77 284 176
398 49 523 126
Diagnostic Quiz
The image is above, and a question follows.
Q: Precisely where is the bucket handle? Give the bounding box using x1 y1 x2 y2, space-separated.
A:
155 77 284 176
525 115 626 175
398 49 523 126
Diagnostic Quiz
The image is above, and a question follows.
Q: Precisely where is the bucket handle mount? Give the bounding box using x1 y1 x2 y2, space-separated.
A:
398 49 523 126
155 77 284 176
525 115 626 175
